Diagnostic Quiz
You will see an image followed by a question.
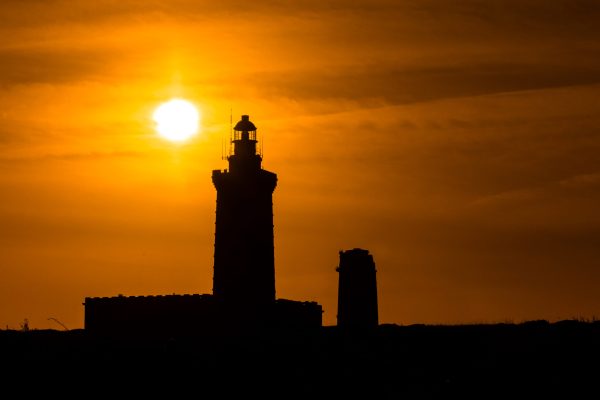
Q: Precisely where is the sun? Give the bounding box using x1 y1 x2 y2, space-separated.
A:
153 99 200 142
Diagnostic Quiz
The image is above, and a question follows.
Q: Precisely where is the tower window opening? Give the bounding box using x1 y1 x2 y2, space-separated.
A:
232 130 257 142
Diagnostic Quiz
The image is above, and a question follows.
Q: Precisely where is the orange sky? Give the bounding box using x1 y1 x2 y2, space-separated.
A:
1 0 600 329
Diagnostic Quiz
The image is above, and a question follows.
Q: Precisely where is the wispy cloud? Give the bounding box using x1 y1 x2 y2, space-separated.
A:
0 150 144 163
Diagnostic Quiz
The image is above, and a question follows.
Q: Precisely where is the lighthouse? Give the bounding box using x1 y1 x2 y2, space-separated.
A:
212 115 278 306
84 114 322 335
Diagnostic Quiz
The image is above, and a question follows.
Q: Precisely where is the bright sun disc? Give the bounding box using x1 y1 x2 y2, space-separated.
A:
153 99 200 142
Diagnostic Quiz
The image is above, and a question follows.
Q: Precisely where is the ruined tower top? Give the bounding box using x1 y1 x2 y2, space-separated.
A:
337 248 379 329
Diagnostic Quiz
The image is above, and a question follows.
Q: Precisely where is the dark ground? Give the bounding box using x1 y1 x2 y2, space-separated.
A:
2 321 599 397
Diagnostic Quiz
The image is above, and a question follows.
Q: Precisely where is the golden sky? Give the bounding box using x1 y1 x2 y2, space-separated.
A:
1 0 600 329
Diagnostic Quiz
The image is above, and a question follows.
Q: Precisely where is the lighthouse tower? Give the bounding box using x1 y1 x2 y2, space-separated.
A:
212 115 277 307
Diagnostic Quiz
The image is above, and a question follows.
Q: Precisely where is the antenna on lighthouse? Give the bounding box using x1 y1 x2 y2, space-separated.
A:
221 122 225 161
260 126 264 157
229 107 233 157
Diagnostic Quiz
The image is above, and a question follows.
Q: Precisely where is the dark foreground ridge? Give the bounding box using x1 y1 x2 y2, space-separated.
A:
3 321 599 396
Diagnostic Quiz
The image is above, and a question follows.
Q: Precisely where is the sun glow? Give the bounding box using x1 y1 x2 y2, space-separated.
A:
153 99 200 142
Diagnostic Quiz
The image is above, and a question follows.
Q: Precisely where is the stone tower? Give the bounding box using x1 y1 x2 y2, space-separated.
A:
212 115 277 306
337 248 379 328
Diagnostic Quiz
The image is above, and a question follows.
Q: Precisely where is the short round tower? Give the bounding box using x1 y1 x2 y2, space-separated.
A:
336 248 378 329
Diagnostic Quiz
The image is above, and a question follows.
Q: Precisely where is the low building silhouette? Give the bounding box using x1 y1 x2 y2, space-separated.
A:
84 295 321 335
337 248 379 329
85 115 322 335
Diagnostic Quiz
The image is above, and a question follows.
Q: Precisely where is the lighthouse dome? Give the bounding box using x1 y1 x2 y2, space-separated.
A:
234 115 256 132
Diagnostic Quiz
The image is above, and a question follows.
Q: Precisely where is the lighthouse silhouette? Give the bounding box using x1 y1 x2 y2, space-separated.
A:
84 115 323 335
212 115 277 306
